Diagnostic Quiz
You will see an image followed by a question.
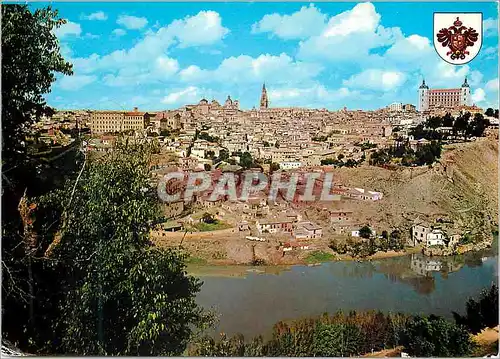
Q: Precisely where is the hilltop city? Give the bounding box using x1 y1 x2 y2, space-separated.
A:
28 77 499 266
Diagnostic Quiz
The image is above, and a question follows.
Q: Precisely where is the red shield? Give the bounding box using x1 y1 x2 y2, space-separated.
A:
451 33 465 51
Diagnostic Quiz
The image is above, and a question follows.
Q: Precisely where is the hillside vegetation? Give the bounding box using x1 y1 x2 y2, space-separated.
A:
320 138 498 243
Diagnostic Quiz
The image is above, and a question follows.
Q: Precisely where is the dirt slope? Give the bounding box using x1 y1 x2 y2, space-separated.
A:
316 138 498 241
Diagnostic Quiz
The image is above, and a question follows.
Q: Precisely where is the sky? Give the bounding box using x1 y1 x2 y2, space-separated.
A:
32 1 499 111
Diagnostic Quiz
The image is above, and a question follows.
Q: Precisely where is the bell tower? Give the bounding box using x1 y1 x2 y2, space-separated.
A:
461 76 471 106
260 83 269 109
418 79 429 112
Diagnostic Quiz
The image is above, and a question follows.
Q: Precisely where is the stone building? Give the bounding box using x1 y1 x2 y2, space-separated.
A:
89 107 148 134
418 77 471 112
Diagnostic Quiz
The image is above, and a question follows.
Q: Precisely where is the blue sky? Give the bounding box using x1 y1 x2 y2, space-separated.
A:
34 2 499 110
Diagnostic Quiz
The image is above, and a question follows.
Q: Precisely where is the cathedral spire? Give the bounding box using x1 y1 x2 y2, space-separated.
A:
260 83 268 109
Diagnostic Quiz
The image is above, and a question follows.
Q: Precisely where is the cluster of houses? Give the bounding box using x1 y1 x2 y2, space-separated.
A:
255 216 323 240
411 222 460 248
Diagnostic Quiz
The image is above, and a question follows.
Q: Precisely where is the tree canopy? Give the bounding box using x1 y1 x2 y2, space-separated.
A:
453 284 498 334
1 5 211 355
2 4 72 164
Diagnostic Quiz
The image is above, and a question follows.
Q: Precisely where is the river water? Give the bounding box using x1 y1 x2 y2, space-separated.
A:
195 248 498 339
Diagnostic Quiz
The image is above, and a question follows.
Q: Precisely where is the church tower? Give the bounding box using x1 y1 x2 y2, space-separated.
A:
418 79 429 112
260 83 269 109
461 76 471 106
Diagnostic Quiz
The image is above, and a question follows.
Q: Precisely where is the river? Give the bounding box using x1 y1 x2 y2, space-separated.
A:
194 247 498 339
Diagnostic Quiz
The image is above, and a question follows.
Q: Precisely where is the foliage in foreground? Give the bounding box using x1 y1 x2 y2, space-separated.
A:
189 285 500 357
189 309 476 357
36 143 213 355
453 284 499 334
401 315 476 357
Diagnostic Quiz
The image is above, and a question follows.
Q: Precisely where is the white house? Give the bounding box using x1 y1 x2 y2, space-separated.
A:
426 229 445 247
279 161 302 170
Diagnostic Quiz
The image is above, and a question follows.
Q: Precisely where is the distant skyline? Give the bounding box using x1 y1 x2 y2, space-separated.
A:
34 2 499 111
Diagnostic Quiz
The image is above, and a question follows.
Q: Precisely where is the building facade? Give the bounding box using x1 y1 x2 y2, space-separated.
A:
90 107 148 134
418 78 471 112
388 102 403 111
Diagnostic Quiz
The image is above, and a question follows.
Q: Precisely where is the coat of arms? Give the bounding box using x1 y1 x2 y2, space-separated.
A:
433 13 482 65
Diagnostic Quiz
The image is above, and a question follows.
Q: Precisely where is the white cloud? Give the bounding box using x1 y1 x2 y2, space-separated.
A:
169 11 229 47
298 3 401 61
323 2 380 37
82 11 107 21
382 34 432 67
53 21 82 39
471 88 486 103
117 15 148 30
481 46 498 60
484 18 498 37
268 84 361 108
485 78 499 92
156 56 180 75
102 55 179 87
111 28 127 37
162 86 203 105
58 74 96 90
468 70 483 87
71 10 228 77
343 69 406 91
251 4 327 40
428 62 469 86
180 53 322 85
84 33 100 40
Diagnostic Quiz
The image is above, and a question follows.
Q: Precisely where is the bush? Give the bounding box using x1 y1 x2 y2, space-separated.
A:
401 315 475 357
453 284 498 334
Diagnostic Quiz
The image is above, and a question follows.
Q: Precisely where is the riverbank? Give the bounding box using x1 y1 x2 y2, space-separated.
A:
186 247 429 277
186 246 426 275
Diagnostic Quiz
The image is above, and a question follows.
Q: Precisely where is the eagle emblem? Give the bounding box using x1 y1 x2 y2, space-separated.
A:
436 17 479 60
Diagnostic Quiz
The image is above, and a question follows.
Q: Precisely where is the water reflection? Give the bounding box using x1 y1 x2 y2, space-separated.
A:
373 252 496 295
196 249 498 338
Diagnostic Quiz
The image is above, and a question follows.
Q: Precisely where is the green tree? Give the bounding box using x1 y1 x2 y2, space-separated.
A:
442 112 454 127
344 158 358 167
312 322 362 357
269 162 280 172
468 113 490 138
1 4 78 353
240 151 254 169
453 112 471 139
453 284 498 334
426 116 443 130
389 230 404 250
218 149 229 162
201 212 217 224
2 4 72 163
160 129 171 137
485 108 494 117
401 315 475 357
359 225 372 239
43 143 212 355
205 150 215 160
